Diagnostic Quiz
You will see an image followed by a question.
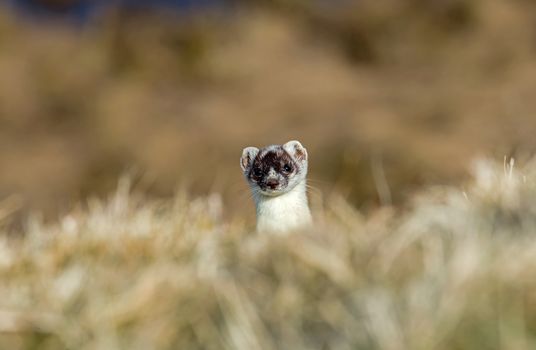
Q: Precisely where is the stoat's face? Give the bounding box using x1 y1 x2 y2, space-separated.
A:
240 140 308 197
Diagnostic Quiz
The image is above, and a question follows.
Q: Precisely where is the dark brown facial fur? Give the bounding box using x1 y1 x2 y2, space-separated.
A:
248 147 299 191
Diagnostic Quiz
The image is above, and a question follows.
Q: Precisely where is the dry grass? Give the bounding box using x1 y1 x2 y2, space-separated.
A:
1 158 536 349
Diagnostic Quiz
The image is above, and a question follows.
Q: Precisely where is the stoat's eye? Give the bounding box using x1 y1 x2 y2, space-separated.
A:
283 164 293 173
253 167 262 177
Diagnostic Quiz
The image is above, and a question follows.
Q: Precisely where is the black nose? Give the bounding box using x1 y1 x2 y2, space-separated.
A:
266 179 279 189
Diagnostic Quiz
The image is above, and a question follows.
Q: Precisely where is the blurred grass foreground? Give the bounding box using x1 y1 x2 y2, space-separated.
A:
1 158 536 349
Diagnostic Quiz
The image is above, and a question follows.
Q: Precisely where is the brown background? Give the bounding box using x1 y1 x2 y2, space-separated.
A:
1 0 536 224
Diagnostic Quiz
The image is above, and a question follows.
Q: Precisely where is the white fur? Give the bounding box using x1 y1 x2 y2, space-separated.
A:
253 180 312 234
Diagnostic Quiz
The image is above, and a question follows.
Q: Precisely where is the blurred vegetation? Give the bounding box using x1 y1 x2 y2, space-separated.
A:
1 158 536 349
1 0 536 224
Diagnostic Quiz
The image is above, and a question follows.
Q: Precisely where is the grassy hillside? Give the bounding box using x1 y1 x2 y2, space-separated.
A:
1 158 536 349
2 1 536 220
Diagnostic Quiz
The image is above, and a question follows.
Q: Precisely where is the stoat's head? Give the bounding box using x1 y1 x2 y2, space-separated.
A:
240 140 308 197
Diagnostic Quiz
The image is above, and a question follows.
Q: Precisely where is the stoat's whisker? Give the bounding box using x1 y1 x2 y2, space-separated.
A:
307 178 329 186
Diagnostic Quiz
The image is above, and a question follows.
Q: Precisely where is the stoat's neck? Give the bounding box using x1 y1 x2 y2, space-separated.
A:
253 181 312 234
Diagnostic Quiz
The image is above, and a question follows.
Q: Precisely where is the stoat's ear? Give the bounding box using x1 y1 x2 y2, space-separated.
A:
240 147 259 172
283 140 307 162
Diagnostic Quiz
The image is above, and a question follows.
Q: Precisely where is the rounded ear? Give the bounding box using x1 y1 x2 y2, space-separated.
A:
240 147 259 172
283 140 307 161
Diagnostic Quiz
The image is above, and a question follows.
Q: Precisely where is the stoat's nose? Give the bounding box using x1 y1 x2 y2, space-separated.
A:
266 178 279 189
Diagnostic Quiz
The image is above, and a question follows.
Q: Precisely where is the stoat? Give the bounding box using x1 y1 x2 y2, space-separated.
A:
240 140 312 234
